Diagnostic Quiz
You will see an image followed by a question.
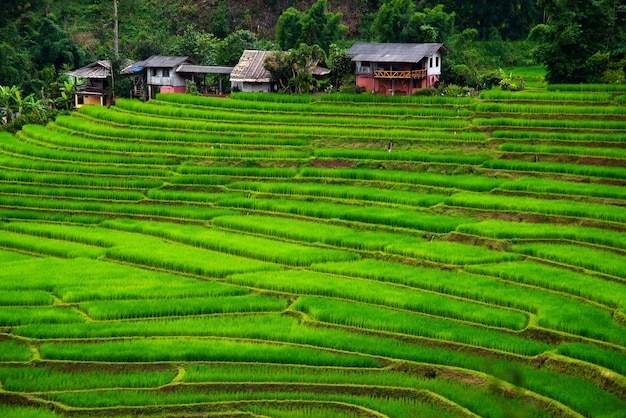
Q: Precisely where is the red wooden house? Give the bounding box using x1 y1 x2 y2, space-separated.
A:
346 43 448 95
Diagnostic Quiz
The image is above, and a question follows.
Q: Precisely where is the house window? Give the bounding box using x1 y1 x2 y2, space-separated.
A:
151 68 157 77
429 58 433 68
436 56 439 67
163 69 170 77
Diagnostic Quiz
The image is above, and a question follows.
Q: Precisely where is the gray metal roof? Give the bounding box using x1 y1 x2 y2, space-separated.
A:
230 50 330 82
66 59 133 79
121 56 194 74
346 43 448 63
66 60 111 79
230 50 272 83
176 64 234 74
140 55 193 68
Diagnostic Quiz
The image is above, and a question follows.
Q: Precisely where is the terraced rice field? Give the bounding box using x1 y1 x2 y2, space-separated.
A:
0 75 625 417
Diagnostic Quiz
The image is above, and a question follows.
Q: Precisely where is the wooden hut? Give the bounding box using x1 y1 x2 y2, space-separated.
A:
230 50 273 93
230 50 330 93
66 60 130 107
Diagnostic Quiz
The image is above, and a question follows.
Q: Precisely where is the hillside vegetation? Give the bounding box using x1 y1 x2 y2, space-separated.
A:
0 69 625 416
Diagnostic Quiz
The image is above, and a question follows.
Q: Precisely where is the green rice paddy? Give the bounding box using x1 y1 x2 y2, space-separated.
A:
0 76 625 417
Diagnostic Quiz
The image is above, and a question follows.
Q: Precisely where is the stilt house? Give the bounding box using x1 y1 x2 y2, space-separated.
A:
122 55 233 99
122 56 193 99
346 43 448 95
66 60 130 108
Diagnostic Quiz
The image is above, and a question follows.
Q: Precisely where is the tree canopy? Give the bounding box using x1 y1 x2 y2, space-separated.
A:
529 0 626 84
217 30 261 66
0 13 90 97
276 0 347 52
425 0 542 40
264 43 327 93
371 1 455 43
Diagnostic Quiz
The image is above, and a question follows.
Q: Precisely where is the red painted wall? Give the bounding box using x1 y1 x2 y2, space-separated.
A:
160 86 186 94
356 74 439 96
357 74 374 92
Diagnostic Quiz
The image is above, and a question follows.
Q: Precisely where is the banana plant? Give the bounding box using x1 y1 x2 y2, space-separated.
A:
22 94 50 123
0 85 22 124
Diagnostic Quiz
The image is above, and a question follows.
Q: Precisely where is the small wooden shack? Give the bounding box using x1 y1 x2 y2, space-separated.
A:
230 50 274 93
346 43 448 95
66 60 130 108
230 50 331 93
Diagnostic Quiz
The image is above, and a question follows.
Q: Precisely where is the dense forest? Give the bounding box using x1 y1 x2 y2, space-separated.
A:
1 0 625 98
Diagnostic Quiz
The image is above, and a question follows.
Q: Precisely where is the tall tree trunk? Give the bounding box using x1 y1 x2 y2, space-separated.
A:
113 0 119 56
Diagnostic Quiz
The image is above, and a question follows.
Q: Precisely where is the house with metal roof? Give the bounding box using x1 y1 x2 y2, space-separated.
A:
346 43 448 95
122 56 193 99
122 55 234 99
66 60 130 108
230 50 274 93
231 50 332 93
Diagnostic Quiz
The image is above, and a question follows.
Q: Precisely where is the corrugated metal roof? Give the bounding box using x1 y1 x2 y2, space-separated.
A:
66 61 111 79
66 59 133 79
121 56 194 74
121 65 142 75
346 43 448 63
230 50 330 82
176 65 234 74
230 50 272 83
140 55 194 68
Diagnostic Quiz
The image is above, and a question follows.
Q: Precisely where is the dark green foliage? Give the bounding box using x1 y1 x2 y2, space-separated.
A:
0 43 31 88
264 44 327 94
328 43 354 88
216 30 260 66
0 13 91 97
448 64 480 88
530 0 626 84
276 7 302 51
275 0 346 52
30 18 86 71
211 0 232 39
426 0 542 41
109 54 133 100
371 1 454 43
170 25 219 65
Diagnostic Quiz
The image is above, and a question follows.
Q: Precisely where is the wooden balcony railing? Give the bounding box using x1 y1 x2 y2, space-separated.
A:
373 69 426 79
76 86 110 96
